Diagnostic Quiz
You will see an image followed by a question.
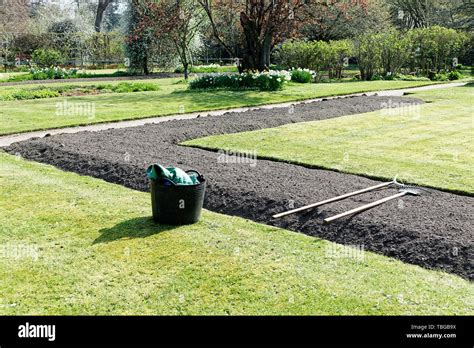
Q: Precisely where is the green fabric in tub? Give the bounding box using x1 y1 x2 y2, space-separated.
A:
146 164 199 185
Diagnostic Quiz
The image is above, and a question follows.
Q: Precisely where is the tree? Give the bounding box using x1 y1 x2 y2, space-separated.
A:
353 32 383 80
389 0 474 30
326 40 353 79
103 0 124 31
48 19 80 62
31 48 63 67
95 0 113 32
169 1 206 79
127 0 176 75
84 31 124 66
198 0 304 71
301 0 373 41
198 0 369 71
388 0 434 28
379 30 411 76
0 0 31 70
13 33 51 58
407 26 468 74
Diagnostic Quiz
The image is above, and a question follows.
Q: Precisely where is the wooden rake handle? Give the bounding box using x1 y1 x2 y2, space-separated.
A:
272 181 393 219
323 191 408 224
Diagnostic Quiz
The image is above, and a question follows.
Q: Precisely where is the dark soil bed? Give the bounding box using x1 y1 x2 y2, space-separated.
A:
5 95 473 279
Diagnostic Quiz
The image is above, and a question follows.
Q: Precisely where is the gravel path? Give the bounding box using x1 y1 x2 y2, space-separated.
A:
5 95 473 279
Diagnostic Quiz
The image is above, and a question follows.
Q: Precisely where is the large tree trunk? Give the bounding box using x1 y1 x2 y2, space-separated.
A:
143 52 149 75
260 34 272 70
95 0 112 32
240 13 273 71
183 62 189 80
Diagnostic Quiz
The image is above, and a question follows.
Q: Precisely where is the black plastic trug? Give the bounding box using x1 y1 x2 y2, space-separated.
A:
150 170 206 225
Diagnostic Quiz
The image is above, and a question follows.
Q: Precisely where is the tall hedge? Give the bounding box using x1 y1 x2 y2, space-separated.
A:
275 39 353 80
354 26 468 80
327 39 353 79
276 26 468 81
407 26 468 75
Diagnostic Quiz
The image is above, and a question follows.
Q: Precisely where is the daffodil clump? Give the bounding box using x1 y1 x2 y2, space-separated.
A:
189 70 291 91
30 67 78 80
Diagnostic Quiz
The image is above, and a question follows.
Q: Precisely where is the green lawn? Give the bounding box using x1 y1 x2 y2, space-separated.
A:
184 85 474 195
0 72 29 82
0 152 472 315
0 79 442 135
78 68 125 75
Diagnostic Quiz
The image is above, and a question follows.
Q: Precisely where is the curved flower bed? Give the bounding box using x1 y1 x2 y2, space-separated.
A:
30 67 79 80
189 70 291 91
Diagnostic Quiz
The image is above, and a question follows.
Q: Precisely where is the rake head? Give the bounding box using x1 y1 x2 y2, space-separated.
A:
401 188 420 196
390 175 429 194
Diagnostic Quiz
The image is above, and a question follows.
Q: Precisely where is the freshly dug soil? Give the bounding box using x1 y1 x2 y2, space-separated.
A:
5 95 473 279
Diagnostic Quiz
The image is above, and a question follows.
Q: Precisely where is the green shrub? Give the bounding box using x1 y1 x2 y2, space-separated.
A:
4 89 60 101
174 64 237 74
394 74 430 81
290 68 314 83
431 73 449 81
275 40 314 70
370 74 383 81
31 72 49 80
275 40 329 79
110 82 159 93
189 71 291 91
0 82 158 101
6 74 33 82
353 27 468 80
327 39 353 79
447 71 464 80
353 33 379 80
408 26 468 75
275 39 352 80
31 48 63 67
269 64 287 71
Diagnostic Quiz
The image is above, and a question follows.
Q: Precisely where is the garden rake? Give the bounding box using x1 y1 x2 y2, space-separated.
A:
272 176 423 222
323 187 420 224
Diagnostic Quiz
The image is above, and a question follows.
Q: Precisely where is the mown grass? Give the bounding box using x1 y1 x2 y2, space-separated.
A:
184 85 474 195
0 79 442 135
0 72 29 82
0 82 159 101
0 152 472 315
0 69 133 83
